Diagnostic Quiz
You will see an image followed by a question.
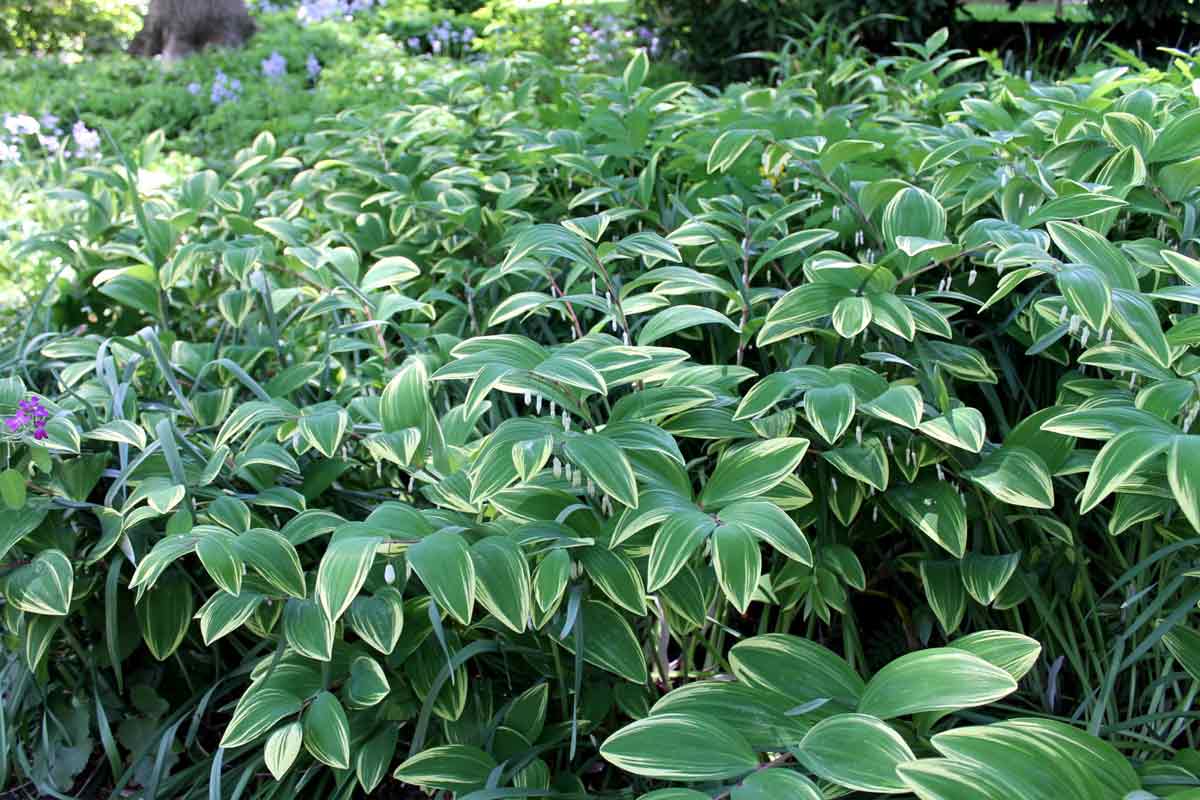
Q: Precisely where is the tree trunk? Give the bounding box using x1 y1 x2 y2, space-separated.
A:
129 0 256 59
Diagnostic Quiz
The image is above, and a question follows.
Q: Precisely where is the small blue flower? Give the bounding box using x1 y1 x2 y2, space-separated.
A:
261 50 287 79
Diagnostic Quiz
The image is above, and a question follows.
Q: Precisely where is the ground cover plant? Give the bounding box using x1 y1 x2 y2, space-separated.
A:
5 4 1200 800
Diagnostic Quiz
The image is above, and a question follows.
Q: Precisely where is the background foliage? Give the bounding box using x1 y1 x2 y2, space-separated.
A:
5 2 1200 800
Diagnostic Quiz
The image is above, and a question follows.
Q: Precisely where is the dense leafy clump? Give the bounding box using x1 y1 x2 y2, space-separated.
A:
6 19 1200 800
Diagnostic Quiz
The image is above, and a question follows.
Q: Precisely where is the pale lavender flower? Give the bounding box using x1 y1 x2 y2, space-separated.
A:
4 114 39 136
262 51 287 79
72 120 100 153
306 53 321 79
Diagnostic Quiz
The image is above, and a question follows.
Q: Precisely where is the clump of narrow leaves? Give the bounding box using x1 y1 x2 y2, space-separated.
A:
6 31 1200 800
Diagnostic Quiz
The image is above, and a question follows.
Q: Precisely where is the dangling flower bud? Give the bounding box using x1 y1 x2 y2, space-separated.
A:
553 457 562 478
384 563 397 584
563 411 571 431
968 269 977 287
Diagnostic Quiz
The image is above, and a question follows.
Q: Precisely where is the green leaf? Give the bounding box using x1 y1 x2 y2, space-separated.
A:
857 649 1018 719
708 129 761 173
712 524 761 614
861 385 923 428
804 385 857 445
1168 435 1200 532
347 655 391 708
920 560 966 635
220 688 301 749
966 447 1054 509
6 549 73 616
887 482 968 558
647 509 716 591
960 553 1021 606
136 577 193 660
195 530 243 596
197 590 262 645
700 438 810 510
316 534 381 623
393 745 497 792
357 727 398 794
236 530 307 599
564 434 639 508
470 536 532 633
0 468 25 510
883 186 946 244
928 719 1139 799
638 304 739 346
1024 193 1127 226
1047 220 1137 291
297 403 349 458
303 691 351 769
799 713 915 793
600 713 759 780
731 769 823 800
347 587 405 655
1056 265 1112 333
623 49 649 93
408 531 476 625
832 296 873 338
718 500 812 564
361 256 420 291
1110 289 1172 369
534 549 571 613
284 598 334 661
1148 108 1200 162
919 406 986 453
264 721 303 781
950 630 1042 681
1079 428 1172 514
730 634 864 710
555 600 648 683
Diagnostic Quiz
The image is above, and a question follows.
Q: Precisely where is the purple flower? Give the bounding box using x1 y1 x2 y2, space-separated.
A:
306 53 322 79
462 27 475 42
261 51 287 80
188 81 202 95
39 112 59 129
72 120 100 153
5 396 49 439
407 36 420 49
